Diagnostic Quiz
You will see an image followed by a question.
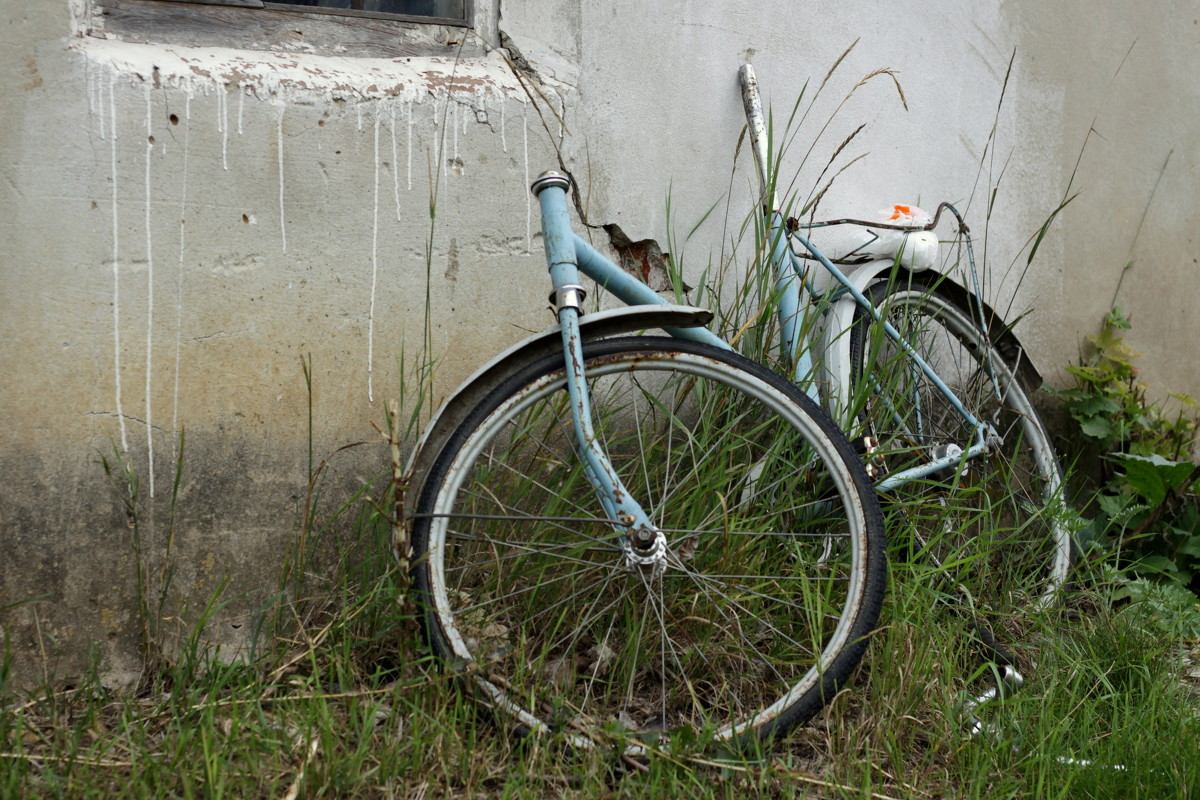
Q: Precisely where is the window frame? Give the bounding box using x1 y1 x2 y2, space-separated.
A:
86 0 498 57
157 0 473 29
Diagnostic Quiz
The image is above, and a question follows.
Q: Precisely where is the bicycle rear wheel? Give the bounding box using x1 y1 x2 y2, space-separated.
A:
412 336 886 751
850 275 1072 611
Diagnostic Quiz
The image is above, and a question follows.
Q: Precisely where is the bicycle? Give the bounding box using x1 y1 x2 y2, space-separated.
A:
400 65 1072 754
736 63 1072 622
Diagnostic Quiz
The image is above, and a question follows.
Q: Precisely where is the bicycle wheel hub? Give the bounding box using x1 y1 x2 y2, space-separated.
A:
625 525 668 574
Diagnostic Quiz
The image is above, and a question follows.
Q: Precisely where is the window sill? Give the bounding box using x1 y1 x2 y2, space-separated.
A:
73 35 520 105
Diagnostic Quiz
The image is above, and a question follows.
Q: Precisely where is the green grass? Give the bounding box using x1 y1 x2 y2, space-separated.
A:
3 497 1198 799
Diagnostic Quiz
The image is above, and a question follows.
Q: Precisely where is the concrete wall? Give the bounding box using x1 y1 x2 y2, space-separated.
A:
2 0 1196 686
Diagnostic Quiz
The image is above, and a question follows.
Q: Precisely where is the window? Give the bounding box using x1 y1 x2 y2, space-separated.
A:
88 0 494 58
273 1 465 22
157 0 469 26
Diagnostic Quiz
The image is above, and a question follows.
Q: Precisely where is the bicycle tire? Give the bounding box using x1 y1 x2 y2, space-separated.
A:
849 274 1072 611
412 336 886 751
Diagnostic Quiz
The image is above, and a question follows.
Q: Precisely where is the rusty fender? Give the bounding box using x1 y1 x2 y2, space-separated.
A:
401 304 714 521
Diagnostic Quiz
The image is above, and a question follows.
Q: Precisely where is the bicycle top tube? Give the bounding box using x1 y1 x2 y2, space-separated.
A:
531 170 730 351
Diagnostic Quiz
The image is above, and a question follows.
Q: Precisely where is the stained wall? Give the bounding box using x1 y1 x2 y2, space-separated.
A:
1 1 1195 685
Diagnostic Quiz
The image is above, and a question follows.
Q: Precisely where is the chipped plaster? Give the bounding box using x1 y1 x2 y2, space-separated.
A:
75 37 524 104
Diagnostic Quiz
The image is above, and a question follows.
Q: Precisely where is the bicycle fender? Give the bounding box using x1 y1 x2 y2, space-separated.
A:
816 260 1044 426
401 304 715 519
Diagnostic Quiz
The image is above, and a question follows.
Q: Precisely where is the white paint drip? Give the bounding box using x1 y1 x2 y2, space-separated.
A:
390 100 401 222
523 103 531 254
87 60 100 132
96 69 106 141
77 45 542 445
368 108 380 403
217 86 229 170
277 107 287 253
110 77 128 451
435 94 444 180
144 85 156 497
500 100 507 153
453 100 460 165
172 92 191 465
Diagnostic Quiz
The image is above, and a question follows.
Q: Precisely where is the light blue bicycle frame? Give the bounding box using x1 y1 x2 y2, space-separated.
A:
533 170 996 507
532 172 708 551
764 211 995 494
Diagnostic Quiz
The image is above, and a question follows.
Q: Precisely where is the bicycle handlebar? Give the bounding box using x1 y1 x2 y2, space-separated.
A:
739 63 969 238
796 202 969 235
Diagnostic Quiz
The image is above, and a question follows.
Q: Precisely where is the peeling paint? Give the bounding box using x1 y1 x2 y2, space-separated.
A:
445 238 460 281
74 39 526 105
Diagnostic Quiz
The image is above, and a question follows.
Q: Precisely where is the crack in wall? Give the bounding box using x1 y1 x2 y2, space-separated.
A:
499 23 681 295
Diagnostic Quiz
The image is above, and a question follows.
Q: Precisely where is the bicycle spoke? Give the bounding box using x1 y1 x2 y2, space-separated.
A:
415 338 883 751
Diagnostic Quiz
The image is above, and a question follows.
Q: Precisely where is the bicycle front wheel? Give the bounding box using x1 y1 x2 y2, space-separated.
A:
412 336 886 751
850 275 1072 611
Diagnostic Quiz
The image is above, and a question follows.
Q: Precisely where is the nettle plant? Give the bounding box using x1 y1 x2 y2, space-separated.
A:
1054 307 1200 593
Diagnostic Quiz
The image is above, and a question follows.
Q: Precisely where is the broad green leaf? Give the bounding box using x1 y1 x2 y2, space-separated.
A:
1132 554 1178 576
1080 417 1114 440
1118 454 1195 506
1097 492 1133 520
1120 459 1167 505
1178 535 1200 558
1105 306 1132 329
1065 394 1120 417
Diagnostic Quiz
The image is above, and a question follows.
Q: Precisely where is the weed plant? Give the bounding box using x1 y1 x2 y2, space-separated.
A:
1053 306 1200 595
5 528 1197 798
3 417 1199 797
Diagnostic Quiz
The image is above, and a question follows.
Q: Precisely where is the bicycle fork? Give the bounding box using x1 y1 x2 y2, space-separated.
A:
532 171 667 574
